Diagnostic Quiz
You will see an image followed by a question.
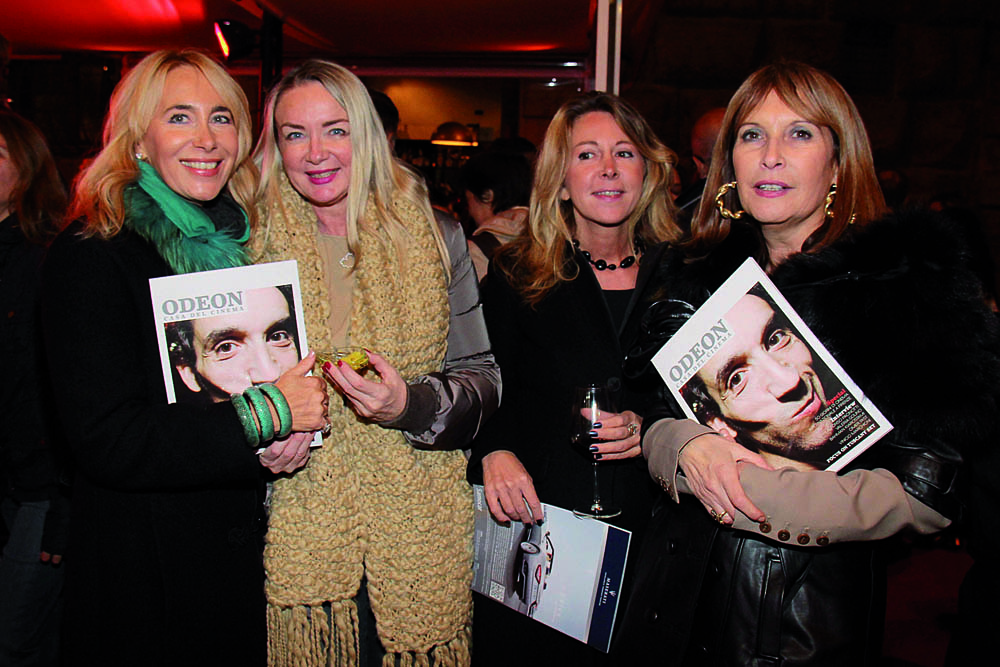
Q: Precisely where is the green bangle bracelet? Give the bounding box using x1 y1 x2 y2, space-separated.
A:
244 386 275 442
259 383 293 439
230 393 260 448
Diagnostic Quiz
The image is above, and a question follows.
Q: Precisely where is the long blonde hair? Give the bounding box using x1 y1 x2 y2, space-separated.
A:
691 60 888 256
68 49 257 238
254 59 447 271
496 91 681 306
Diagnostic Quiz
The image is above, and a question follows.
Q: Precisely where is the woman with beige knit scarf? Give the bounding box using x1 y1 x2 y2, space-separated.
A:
251 60 501 666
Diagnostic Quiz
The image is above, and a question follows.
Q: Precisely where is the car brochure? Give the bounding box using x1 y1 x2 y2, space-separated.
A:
148 260 319 446
651 257 892 472
470 484 631 652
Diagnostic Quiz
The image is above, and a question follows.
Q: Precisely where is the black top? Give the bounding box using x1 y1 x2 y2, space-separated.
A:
468 250 662 534
602 287 634 332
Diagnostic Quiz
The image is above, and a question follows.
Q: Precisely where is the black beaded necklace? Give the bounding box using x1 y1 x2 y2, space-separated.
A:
573 239 644 271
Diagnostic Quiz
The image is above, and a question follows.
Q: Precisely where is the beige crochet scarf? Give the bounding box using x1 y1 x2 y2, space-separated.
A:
255 175 473 666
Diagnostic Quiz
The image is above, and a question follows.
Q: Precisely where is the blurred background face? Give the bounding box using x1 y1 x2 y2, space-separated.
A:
137 66 239 202
464 189 494 227
177 287 299 401
0 132 17 219
275 82 353 218
700 293 833 454
731 91 837 234
560 111 645 229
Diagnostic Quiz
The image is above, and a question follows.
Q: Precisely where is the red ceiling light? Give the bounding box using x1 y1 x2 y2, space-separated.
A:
213 19 257 61
213 22 230 58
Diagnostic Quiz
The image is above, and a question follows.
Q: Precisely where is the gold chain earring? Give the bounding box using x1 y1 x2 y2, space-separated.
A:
824 183 838 218
715 181 744 220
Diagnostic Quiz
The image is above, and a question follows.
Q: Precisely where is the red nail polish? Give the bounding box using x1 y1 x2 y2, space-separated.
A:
323 362 332 372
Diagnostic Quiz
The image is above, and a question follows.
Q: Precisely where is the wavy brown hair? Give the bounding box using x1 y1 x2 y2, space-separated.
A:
0 109 66 244
69 49 257 239
496 91 681 306
690 61 887 258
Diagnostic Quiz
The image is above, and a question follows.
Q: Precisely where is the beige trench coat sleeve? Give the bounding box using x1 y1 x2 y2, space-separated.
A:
644 418 950 547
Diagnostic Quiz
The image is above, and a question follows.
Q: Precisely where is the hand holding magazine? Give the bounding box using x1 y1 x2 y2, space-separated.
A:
470 485 631 652
651 258 891 472
149 260 323 448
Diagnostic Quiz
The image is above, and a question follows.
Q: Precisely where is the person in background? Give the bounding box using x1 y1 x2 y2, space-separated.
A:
675 107 725 225
488 135 537 164
461 150 532 280
367 89 400 152
39 49 328 666
467 91 681 666
253 59 500 667
0 108 67 667
616 61 995 665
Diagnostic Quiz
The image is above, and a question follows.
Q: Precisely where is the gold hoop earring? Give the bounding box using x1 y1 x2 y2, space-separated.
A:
715 181 744 220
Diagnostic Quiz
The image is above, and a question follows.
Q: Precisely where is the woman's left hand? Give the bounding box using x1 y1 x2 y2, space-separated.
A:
322 349 408 424
259 431 314 473
591 410 643 461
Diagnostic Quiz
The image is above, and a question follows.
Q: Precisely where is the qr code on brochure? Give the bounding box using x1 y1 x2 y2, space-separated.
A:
488 581 505 601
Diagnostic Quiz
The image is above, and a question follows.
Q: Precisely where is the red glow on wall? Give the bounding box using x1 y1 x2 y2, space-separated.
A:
0 0 208 52
502 43 564 52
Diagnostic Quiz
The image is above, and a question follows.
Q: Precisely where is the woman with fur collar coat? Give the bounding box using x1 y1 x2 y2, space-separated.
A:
615 62 1000 665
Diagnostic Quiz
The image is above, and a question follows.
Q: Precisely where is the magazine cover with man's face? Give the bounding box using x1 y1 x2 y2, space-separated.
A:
148 261 318 446
652 258 891 472
150 261 309 408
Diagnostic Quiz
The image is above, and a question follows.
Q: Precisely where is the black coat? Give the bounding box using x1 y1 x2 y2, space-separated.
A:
40 220 268 666
467 245 665 665
616 210 1000 666
467 245 665 534
0 215 58 501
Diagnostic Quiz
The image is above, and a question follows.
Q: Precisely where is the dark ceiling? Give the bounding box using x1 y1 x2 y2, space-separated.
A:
1 0 595 66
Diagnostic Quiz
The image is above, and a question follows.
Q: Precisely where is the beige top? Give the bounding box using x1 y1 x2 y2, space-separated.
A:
643 418 950 548
315 231 354 347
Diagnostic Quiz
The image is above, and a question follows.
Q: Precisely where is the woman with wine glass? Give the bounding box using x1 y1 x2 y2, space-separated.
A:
466 91 682 665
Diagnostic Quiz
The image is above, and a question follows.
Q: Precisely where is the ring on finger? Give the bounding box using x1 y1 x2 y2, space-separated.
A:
715 510 729 525
626 422 638 436
709 508 719 520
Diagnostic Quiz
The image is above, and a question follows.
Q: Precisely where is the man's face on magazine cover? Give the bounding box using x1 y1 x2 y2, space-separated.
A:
176 287 299 402
698 293 833 455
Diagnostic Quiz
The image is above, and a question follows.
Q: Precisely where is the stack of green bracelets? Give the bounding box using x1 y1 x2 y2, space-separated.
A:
230 383 293 448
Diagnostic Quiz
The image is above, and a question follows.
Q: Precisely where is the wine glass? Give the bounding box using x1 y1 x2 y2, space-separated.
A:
570 384 621 519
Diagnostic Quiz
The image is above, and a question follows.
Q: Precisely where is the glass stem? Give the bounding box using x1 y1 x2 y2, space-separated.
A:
591 460 602 511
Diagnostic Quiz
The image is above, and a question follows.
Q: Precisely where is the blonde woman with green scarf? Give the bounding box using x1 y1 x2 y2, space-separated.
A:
39 49 328 666
252 60 500 667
